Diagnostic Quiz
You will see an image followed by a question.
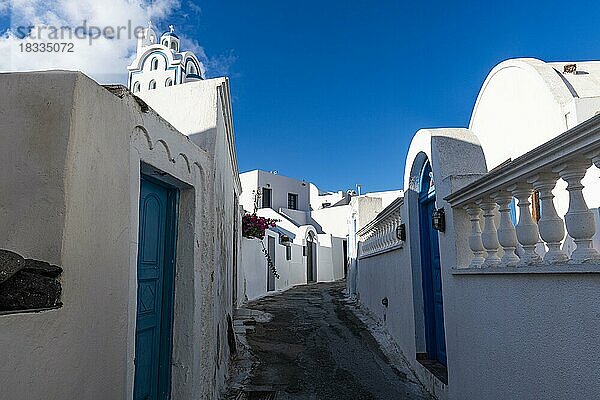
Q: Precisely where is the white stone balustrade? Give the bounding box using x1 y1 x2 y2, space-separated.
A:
446 117 600 268
477 198 501 267
464 204 485 268
556 161 600 262
493 191 520 267
530 173 568 263
358 198 404 258
510 182 542 266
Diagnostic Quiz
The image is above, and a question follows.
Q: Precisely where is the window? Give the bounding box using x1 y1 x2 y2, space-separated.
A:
188 63 196 75
261 188 272 208
132 81 140 93
165 78 173 87
162 40 168 47
170 42 177 51
286 245 291 260
149 80 157 90
288 193 298 210
150 57 159 71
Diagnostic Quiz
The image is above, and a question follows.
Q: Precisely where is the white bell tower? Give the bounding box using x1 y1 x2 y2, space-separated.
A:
127 23 205 96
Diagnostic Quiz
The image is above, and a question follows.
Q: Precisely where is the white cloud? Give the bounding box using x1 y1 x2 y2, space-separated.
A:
0 0 197 84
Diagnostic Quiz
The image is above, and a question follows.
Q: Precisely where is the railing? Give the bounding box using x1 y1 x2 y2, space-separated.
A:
358 197 404 258
446 114 600 269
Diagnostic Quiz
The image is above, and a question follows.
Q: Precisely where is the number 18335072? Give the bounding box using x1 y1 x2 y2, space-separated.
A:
19 42 75 52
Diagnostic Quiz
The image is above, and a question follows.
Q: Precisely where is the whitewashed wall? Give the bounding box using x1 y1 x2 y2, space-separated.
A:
240 230 344 303
0 72 239 400
133 76 242 399
239 170 311 213
347 196 384 297
356 124 600 400
311 205 351 237
239 170 259 213
240 234 306 302
469 58 600 240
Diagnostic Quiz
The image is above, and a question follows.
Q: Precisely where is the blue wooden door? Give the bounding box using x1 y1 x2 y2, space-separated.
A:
419 163 447 365
134 177 178 400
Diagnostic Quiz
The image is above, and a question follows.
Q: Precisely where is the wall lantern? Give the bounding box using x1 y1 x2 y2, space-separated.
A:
432 208 445 232
396 224 406 241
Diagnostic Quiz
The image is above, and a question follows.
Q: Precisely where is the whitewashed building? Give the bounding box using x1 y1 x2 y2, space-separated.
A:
344 190 403 298
238 170 352 303
128 23 204 94
0 27 241 400
355 58 600 400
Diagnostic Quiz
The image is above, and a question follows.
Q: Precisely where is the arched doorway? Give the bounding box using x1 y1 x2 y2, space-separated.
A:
418 161 447 365
306 232 317 283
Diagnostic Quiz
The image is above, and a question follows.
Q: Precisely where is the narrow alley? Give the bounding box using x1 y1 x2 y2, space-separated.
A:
228 282 434 400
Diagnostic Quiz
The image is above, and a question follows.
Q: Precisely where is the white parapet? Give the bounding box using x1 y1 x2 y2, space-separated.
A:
447 114 600 269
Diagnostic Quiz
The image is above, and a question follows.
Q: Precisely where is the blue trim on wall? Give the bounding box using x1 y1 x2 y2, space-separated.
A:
139 50 170 71
183 57 202 78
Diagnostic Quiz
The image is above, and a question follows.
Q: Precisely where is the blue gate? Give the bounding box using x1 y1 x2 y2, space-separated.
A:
134 177 178 400
418 162 447 365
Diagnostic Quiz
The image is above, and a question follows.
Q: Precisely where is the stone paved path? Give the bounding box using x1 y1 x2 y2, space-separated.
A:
228 281 434 400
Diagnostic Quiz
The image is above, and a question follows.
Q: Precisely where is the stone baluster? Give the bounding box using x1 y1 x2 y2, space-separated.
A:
387 219 394 247
371 231 375 252
370 230 375 251
372 229 377 251
385 221 393 248
493 191 520 267
395 214 402 244
464 203 485 268
374 228 378 250
530 172 568 263
371 230 376 251
509 183 541 266
477 198 501 267
556 160 600 262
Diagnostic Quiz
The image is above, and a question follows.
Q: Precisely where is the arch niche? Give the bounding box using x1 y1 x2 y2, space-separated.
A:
306 231 317 283
403 130 447 367
417 160 446 366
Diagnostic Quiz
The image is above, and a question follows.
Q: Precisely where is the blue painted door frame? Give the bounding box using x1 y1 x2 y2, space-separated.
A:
134 176 179 400
418 162 447 366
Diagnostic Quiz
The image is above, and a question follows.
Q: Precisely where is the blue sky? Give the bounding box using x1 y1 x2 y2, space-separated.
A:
4 1 600 193
177 0 600 193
